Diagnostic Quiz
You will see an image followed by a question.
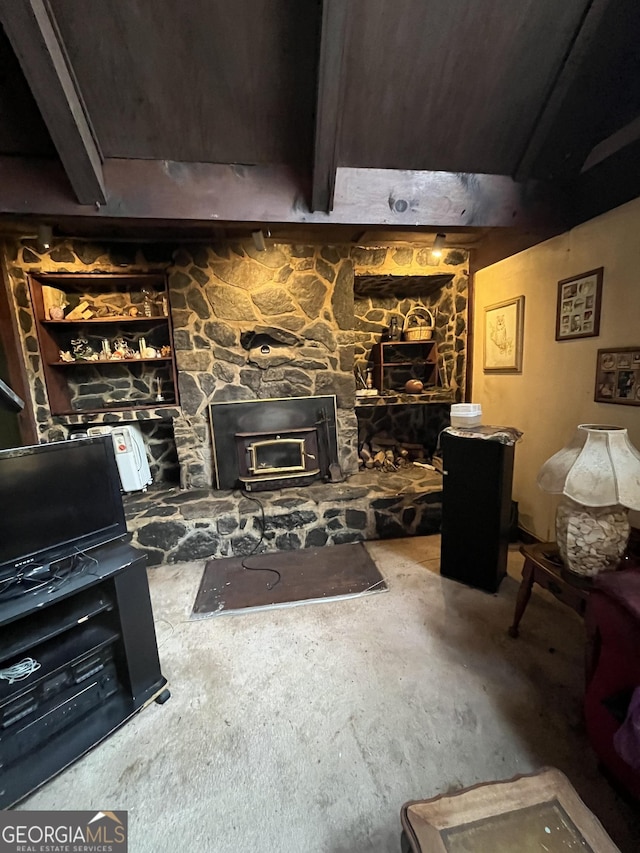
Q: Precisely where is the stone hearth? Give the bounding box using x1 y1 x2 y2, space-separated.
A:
124 466 442 566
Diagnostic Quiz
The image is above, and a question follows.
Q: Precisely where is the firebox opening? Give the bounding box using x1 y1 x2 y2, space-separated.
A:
235 427 321 490
247 436 307 474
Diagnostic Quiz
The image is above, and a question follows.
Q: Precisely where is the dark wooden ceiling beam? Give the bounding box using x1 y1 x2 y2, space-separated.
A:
514 0 615 182
0 158 570 230
471 227 567 272
311 0 349 212
0 0 106 205
581 115 640 173
570 136 640 226
333 169 570 229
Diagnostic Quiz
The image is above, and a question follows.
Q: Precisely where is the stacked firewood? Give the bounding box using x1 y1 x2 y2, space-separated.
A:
359 432 429 472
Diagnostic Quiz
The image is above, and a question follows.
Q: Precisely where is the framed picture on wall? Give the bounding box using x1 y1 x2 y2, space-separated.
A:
595 347 640 406
483 296 525 373
556 268 603 341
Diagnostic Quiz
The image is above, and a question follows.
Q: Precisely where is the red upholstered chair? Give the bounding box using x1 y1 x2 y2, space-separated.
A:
584 570 640 800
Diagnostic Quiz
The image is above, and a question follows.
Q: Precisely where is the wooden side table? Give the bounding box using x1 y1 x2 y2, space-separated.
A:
508 542 590 638
400 768 618 852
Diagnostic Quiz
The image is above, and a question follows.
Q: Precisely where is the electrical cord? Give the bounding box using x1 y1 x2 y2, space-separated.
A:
40 555 83 594
0 548 101 602
154 618 175 649
73 546 100 577
234 489 281 590
0 657 41 684
0 572 51 601
0 575 17 596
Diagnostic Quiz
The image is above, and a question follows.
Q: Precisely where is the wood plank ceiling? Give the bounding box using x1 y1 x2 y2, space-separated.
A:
337 0 589 175
51 0 319 167
0 0 638 250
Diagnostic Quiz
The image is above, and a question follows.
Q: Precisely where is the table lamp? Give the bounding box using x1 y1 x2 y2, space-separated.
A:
537 424 640 578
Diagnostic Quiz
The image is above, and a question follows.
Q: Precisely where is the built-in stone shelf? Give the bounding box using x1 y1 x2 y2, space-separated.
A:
355 391 455 407
53 407 181 426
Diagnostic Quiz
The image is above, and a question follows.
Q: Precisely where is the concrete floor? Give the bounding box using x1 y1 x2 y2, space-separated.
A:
19 537 640 852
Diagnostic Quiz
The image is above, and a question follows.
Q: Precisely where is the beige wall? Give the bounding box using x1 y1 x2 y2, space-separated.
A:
473 197 640 540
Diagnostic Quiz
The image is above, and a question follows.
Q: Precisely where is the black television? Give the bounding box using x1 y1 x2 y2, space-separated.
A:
0 436 128 583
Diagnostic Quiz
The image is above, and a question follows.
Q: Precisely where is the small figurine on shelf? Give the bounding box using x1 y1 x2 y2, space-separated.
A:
66 300 95 321
42 284 68 320
160 345 171 357
138 336 157 359
101 338 111 360
154 377 165 403
141 286 155 318
95 305 122 318
112 337 135 360
59 349 73 363
70 338 96 360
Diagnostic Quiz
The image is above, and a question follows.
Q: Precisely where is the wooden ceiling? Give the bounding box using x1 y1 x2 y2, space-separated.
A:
338 0 589 174
51 0 318 166
0 0 639 260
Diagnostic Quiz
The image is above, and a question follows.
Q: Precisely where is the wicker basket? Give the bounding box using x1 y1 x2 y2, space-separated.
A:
402 306 435 341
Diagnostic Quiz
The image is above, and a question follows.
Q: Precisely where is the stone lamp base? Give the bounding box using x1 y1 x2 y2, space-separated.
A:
556 497 630 578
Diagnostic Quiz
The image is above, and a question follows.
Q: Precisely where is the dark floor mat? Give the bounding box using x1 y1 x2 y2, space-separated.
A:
191 542 387 617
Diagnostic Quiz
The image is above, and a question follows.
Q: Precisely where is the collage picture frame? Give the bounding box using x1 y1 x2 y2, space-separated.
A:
556 268 603 341
595 347 640 406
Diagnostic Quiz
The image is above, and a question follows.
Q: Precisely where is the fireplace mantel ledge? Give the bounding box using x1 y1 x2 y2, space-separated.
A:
355 391 455 407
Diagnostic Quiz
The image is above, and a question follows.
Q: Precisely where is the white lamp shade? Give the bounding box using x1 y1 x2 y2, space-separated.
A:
537 424 640 510
536 428 586 493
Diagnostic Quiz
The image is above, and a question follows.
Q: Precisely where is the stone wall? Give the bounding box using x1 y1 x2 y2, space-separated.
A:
356 403 452 459
0 239 181 482
350 246 469 461
1 238 469 491
168 242 359 487
351 247 469 398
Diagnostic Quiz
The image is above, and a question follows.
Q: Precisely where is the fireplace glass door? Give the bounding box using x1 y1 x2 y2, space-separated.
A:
248 438 306 475
235 426 321 489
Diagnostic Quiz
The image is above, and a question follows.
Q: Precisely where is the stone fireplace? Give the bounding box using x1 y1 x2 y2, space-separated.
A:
4 240 469 474
167 242 362 489
2 238 469 562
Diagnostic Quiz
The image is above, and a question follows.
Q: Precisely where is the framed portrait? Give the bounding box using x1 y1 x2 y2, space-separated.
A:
483 296 525 373
595 347 640 406
556 268 603 341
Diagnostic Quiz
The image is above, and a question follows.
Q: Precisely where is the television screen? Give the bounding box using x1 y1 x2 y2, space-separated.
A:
0 436 127 579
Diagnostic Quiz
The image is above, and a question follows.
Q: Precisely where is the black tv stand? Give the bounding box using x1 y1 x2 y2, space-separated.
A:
0 541 168 808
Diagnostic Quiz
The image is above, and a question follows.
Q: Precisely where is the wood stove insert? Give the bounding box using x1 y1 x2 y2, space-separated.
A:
235 427 320 490
210 395 339 491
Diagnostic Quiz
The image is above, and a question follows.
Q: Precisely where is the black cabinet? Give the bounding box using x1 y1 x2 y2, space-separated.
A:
0 542 167 807
440 431 515 593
